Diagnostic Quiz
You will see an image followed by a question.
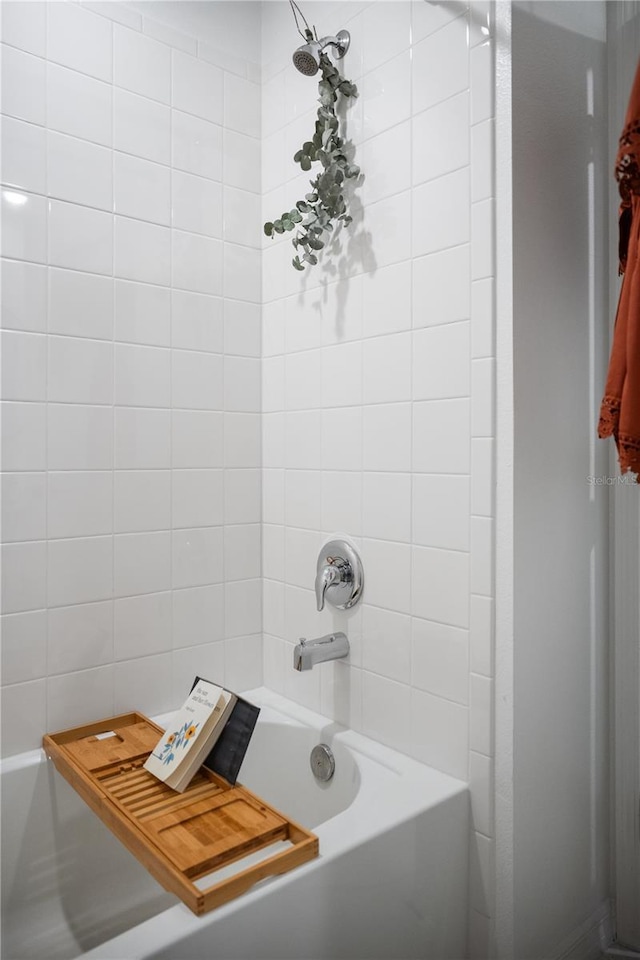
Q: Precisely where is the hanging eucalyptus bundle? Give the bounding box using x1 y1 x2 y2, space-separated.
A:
264 46 360 271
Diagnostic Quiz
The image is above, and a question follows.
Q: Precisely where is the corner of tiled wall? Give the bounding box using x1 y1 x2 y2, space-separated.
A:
0 0 263 753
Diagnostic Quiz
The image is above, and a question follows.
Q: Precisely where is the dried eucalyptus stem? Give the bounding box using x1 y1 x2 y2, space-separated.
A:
264 50 360 271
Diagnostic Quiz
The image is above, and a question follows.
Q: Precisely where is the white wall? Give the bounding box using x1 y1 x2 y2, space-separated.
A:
0 0 263 752
261 2 497 950
506 2 611 956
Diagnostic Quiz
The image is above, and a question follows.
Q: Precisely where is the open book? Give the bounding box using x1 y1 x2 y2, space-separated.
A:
144 679 237 792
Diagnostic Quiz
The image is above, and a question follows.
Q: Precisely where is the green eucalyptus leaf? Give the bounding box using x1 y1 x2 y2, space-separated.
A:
290 209 303 223
273 220 284 234
292 256 305 271
300 156 312 172
264 222 274 237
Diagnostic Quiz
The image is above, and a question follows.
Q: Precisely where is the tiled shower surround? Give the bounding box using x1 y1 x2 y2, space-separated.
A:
0 0 496 952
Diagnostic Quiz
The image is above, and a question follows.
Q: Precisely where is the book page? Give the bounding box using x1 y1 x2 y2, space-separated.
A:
144 680 226 781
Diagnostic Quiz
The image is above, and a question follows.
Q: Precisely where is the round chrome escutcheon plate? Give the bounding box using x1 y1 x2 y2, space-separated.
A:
310 743 335 782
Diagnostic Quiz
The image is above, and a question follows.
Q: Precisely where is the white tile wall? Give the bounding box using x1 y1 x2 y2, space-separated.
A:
261 1 495 948
1 0 262 757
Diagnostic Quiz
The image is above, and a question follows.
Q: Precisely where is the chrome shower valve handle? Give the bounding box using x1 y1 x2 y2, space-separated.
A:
314 539 364 611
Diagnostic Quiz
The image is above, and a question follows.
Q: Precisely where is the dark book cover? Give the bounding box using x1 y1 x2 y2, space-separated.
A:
189 677 260 785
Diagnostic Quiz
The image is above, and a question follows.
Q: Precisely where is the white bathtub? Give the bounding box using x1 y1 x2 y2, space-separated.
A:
1 688 469 960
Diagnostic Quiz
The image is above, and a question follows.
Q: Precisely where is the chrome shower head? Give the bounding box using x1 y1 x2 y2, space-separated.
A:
292 30 351 76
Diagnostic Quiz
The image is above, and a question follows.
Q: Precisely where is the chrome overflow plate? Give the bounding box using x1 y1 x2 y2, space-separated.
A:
310 743 335 782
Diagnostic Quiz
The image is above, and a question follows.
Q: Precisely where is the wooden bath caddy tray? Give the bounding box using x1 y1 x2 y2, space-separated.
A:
42 712 319 916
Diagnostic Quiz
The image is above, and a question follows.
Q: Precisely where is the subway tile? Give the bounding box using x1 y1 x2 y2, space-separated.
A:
413 474 470 551
361 538 411 614
114 24 170 103
320 469 362 543
362 121 411 205
224 632 263 691
0 610 47 685
2 402 46 471
115 407 171 469
114 152 171 226
224 242 260 303
47 131 112 211
263 412 285 469
363 333 412 404
361 50 411 140
48 199 113 275
114 531 171 598
115 279 171 348
469 832 495 918
410 686 469 779
225 579 262 638
114 216 170 286
364 190 412 269
412 0 468 44
412 545 470 627
412 617 469 704
47 471 113 539
1 2 47 57
172 584 225 649
363 402 412 472
470 516 494 597
471 40 494 124
322 406 363 472
171 643 224 700
84 2 142 30
172 527 224 589
1 259 47 333
224 73 260 138
1 116 46 195
172 230 223 296
413 92 469 186
1 46 46 125
48 600 113 675
362 472 411 543
469 750 494 837
1 541 46 613
469 672 493 756
263 581 285 640
114 343 171 408
172 289 223 354
413 245 470 328
1 679 45 754
224 300 260 358
263 356 285 413
321 341 362 408
172 109 223 181
263 469 285 526
362 672 411 753
172 350 223 411
172 171 222 238
48 403 113 471
225 357 261 413
47 536 113 607
471 438 494 517
362 0 411 74
471 277 495 359
1 473 46 542
470 594 494 677
173 50 223 124
114 88 170 164
47 668 114 741
114 470 171 534
114 592 172 660
471 357 495 436
413 399 470 475
362 605 411 684
225 524 261 581
471 118 495 202
48 336 113 405
49 268 113 341
284 469 321 531
412 15 469 115
285 350 322 412
172 410 224 469
114 654 172 715
47 2 112 82
412 168 470 258
413 321 470 400
362 261 411 338
172 469 224 529
223 185 262 248
224 469 261 524
47 63 112 147
224 128 260 192
1 330 46 401
144 16 195 55
263 523 285 582
1 190 47 264
471 198 495 280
